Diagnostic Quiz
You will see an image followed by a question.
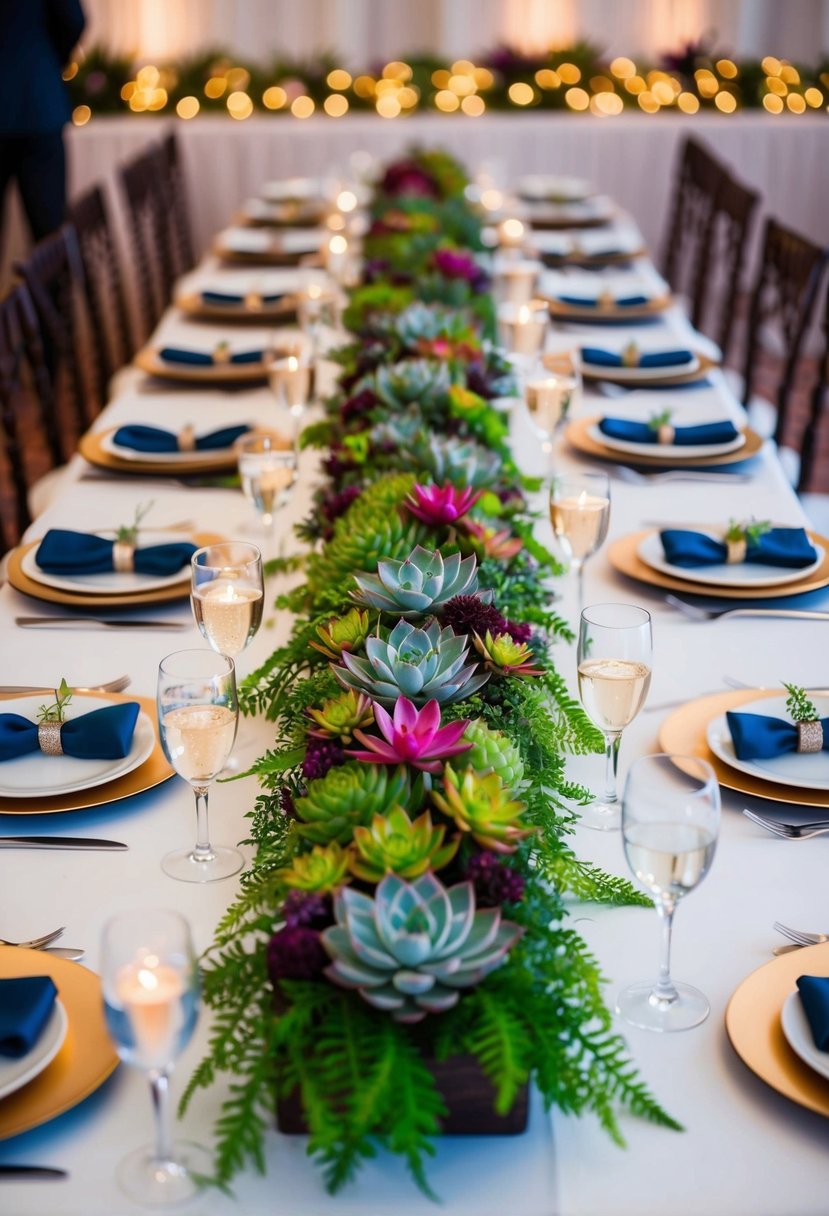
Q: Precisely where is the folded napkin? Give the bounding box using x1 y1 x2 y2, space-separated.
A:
0 701 140 763
661 526 817 570
0 977 58 1057
599 418 739 447
158 346 264 366
200 290 286 306
542 250 625 265
36 529 197 576
557 294 649 308
726 709 829 761
582 347 694 368
797 976 829 1051
113 424 251 454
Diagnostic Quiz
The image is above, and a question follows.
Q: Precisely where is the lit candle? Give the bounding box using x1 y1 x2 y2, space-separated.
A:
480 187 504 213
550 491 611 560
193 577 264 657
498 300 548 356
336 189 358 214
326 233 349 281
116 957 185 1068
268 352 311 409
498 259 540 305
498 217 525 254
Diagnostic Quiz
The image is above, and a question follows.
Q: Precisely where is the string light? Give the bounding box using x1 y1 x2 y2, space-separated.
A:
290 95 315 117
507 82 534 105
176 95 200 119
323 93 348 116
72 104 91 125
262 86 287 109
326 69 351 90
462 94 485 116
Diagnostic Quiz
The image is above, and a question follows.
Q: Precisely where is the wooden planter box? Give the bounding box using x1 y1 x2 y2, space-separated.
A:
276 1053 530 1136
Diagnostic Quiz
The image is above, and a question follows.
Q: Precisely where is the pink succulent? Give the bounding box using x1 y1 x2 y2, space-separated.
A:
405 483 482 527
347 697 472 773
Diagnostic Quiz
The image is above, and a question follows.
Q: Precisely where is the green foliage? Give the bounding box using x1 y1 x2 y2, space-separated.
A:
37 677 73 724
784 682 819 723
725 517 771 545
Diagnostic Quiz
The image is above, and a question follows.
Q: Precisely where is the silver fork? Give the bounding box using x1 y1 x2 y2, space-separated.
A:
0 675 131 695
773 921 829 945
0 927 65 949
724 675 829 696
743 809 829 839
664 594 829 622
614 466 753 486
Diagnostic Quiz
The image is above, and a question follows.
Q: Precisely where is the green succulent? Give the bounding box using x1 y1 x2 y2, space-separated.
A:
321 872 522 1022
351 545 483 617
294 762 418 845
431 765 534 854
370 408 427 451
309 609 371 662
408 434 502 489
451 719 525 792
279 842 350 893
333 618 489 707
373 358 452 411
306 690 374 742
394 302 475 348
472 631 544 678
349 806 459 883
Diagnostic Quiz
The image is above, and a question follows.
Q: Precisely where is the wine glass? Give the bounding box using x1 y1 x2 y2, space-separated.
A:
157 649 242 882
524 353 581 460
101 909 209 1206
191 542 264 663
497 299 548 358
617 753 720 1031
549 470 610 615
236 432 298 539
266 346 312 430
576 603 652 831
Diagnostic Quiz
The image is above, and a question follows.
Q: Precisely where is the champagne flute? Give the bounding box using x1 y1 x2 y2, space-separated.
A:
576 603 652 831
157 649 242 882
617 753 720 1031
101 909 209 1206
497 299 549 358
191 541 264 663
549 471 610 615
524 353 581 459
236 432 298 539
267 346 312 430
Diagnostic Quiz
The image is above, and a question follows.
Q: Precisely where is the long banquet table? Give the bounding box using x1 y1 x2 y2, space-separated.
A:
2 180 829 1216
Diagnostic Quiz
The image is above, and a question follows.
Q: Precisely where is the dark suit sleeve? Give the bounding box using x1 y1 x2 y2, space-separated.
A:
45 0 87 64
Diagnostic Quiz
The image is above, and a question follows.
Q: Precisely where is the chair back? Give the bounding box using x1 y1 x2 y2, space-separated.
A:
159 130 196 276
118 143 174 338
797 274 829 492
693 170 759 362
661 136 725 314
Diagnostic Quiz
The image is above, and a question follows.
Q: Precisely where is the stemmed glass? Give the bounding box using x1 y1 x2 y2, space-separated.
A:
236 432 298 539
549 470 610 615
191 541 264 665
101 909 209 1206
157 649 242 882
576 603 652 831
266 346 312 433
523 353 581 461
617 753 720 1031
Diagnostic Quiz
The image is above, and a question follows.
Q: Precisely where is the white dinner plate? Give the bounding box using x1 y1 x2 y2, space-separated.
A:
0 695 155 798
576 351 702 381
518 174 592 203
524 196 615 224
23 531 193 595
587 422 745 460
218 227 323 255
706 695 829 792
637 531 824 589
101 432 239 466
0 999 68 1101
260 177 322 202
781 990 829 1083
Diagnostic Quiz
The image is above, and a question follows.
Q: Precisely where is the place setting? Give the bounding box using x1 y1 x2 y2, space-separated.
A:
212 224 327 266
529 226 647 269
520 192 618 231
237 194 330 229
540 269 672 324
573 337 719 387
79 420 258 477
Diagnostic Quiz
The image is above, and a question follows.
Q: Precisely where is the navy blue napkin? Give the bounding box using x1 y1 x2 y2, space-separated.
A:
582 347 694 368
797 976 829 1051
726 711 829 761
36 529 197 576
112 424 251 454
0 702 140 763
599 418 739 446
0 977 58 1058
661 527 817 570
201 290 286 306
158 346 264 366
557 294 649 308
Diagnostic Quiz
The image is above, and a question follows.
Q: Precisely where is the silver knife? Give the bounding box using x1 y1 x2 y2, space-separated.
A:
44 947 85 961
15 617 189 630
0 837 128 850
0 1166 68 1180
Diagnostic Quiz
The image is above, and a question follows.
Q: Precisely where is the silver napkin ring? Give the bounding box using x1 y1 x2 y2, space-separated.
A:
178 424 196 452
725 538 747 564
797 721 824 753
657 424 675 445
112 542 135 573
38 721 64 756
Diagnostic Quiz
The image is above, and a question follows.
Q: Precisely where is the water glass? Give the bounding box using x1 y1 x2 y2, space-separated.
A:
236 432 298 537
191 542 264 662
549 470 610 614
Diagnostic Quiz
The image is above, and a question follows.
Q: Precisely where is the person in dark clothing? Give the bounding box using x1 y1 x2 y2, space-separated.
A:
0 1 86 242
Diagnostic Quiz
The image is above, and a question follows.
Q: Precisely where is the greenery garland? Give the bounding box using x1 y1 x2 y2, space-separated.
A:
184 146 679 1199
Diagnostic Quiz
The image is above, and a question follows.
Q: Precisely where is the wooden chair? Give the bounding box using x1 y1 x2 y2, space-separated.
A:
118 142 174 339
159 130 196 277
693 170 759 363
796 276 829 526
68 184 135 402
661 136 726 322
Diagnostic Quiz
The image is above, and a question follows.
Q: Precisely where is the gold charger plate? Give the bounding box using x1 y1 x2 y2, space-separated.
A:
567 416 763 468
578 351 718 386
545 294 671 322
609 529 829 601
6 531 223 608
0 947 119 1139
213 239 309 267
175 290 298 324
134 346 268 384
528 213 614 231
726 942 829 1118
79 428 239 476
0 691 173 815
540 247 647 268
658 688 829 809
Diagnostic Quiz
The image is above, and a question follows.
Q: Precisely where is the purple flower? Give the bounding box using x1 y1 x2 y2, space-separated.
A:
464 851 526 906
279 787 296 818
341 388 377 423
433 248 481 284
439 594 509 639
302 737 345 782
321 484 362 525
267 925 329 982
380 161 439 199
282 890 333 929
348 697 472 774
405 482 482 526
505 619 533 645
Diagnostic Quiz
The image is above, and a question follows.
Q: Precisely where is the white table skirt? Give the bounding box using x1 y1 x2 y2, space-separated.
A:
2 216 829 1216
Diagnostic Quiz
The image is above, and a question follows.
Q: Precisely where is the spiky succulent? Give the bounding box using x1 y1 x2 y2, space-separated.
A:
349 807 459 883
306 690 374 742
454 719 525 792
373 358 451 411
310 609 371 662
408 434 502 489
431 765 534 854
321 872 522 1022
404 483 482 527
351 545 484 617
348 696 471 773
294 762 418 845
472 631 544 678
334 618 490 707
279 842 351 893
463 521 523 561
370 407 426 451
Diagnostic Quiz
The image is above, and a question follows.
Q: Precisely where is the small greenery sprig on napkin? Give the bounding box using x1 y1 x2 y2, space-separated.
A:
724 517 771 547
37 678 72 724
647 408 673 432
116 502 153 546
783 682 819 723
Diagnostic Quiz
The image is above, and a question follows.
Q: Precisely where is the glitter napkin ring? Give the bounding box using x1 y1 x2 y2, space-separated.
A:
112 541 136 573
178 424 196 452
797 721 824 753
38 721 64 756
657 424 675 445
725 538 747 564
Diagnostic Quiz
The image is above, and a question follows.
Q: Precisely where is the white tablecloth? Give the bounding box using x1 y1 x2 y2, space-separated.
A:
2 212 829 1216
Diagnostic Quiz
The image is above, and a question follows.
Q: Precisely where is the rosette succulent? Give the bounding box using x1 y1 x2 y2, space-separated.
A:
348 696 471 773
405 483 482 527
307 690 374 743
349 807 459 882
409 434 502 489
431 766 534 854
334 618 489 707
351 545 482 618
279 843 351 894
321 872 522 1022
294 762 417 845
473 631 544 678
463 521 523 561
454 720 525 792
373 359 451 412
310 609 371 662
